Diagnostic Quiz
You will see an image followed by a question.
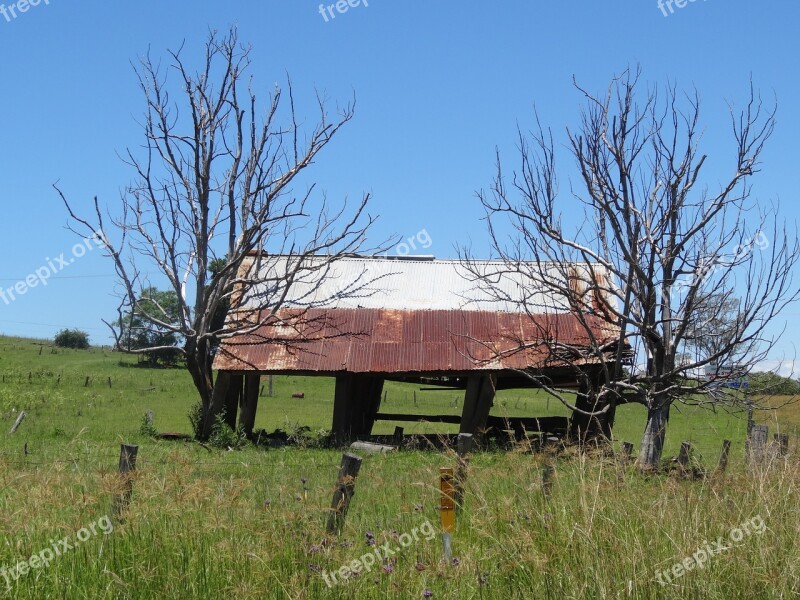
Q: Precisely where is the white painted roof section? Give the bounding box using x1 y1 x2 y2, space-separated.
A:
238 255 613 314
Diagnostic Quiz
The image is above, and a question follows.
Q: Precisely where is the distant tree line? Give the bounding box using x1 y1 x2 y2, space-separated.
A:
748 371 800 396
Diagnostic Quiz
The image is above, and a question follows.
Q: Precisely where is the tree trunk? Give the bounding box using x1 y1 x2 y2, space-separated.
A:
569 371 614 444
184 339 219 441
637 402 670 470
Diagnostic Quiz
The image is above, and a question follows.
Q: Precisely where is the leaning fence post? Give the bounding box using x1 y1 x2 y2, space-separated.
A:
111 444 139 523
716 439 731 474
326 453 363 534
9 411 26 434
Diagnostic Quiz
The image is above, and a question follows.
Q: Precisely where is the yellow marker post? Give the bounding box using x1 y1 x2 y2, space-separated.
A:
440 467 455 561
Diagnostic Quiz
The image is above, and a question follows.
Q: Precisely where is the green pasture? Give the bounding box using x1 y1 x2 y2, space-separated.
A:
0 336 798 599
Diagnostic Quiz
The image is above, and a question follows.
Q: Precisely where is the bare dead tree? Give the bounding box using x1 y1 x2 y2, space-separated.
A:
56 28 387 439
461 67 799 468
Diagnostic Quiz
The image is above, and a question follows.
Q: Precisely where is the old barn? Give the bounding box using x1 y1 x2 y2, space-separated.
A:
211 254 627 444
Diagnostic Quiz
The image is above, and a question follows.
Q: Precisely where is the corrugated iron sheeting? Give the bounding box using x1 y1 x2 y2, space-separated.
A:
236 255 617 314
213 308 622 374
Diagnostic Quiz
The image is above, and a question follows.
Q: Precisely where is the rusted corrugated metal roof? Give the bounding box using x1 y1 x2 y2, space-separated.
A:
213 256 624 374
213 307 621 374
234 255 615 314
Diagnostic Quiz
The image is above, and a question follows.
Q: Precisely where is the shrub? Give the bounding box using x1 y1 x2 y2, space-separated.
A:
187 401 203 439
54 329 90 349
139 413 158 437
209 413 248 450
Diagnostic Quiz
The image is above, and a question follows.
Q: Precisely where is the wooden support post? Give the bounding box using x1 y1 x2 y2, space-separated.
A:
84 376 90 387
360 377 385 437
393 426 404 447
459 374 496 438
112 444 139 523
223 374 243 431
9 411 26 434
268 375 274 397
569 368 614 443
454 433 473 512
716 439 731 474
326 453 363 534
440 467 455 561
238 373 261 436
331 375 355 444
331 376 384 443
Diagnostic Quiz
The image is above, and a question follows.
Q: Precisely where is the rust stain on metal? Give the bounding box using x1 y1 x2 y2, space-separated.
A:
213 308 623 375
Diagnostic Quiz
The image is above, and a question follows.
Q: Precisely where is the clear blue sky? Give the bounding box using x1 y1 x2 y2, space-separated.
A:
1 1 798 373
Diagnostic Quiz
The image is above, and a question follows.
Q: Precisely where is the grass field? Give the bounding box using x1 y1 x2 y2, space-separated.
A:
1 335 799 598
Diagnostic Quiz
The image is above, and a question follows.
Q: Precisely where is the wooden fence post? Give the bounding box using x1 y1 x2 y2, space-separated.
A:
773 433 789 457
326 453 363 534
111 444 139 523
9 411 26 434
747 425 768 466
454 433 473 512
678 441 692 473
716 439 731 474
542 460 555 498
620 441 634 465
